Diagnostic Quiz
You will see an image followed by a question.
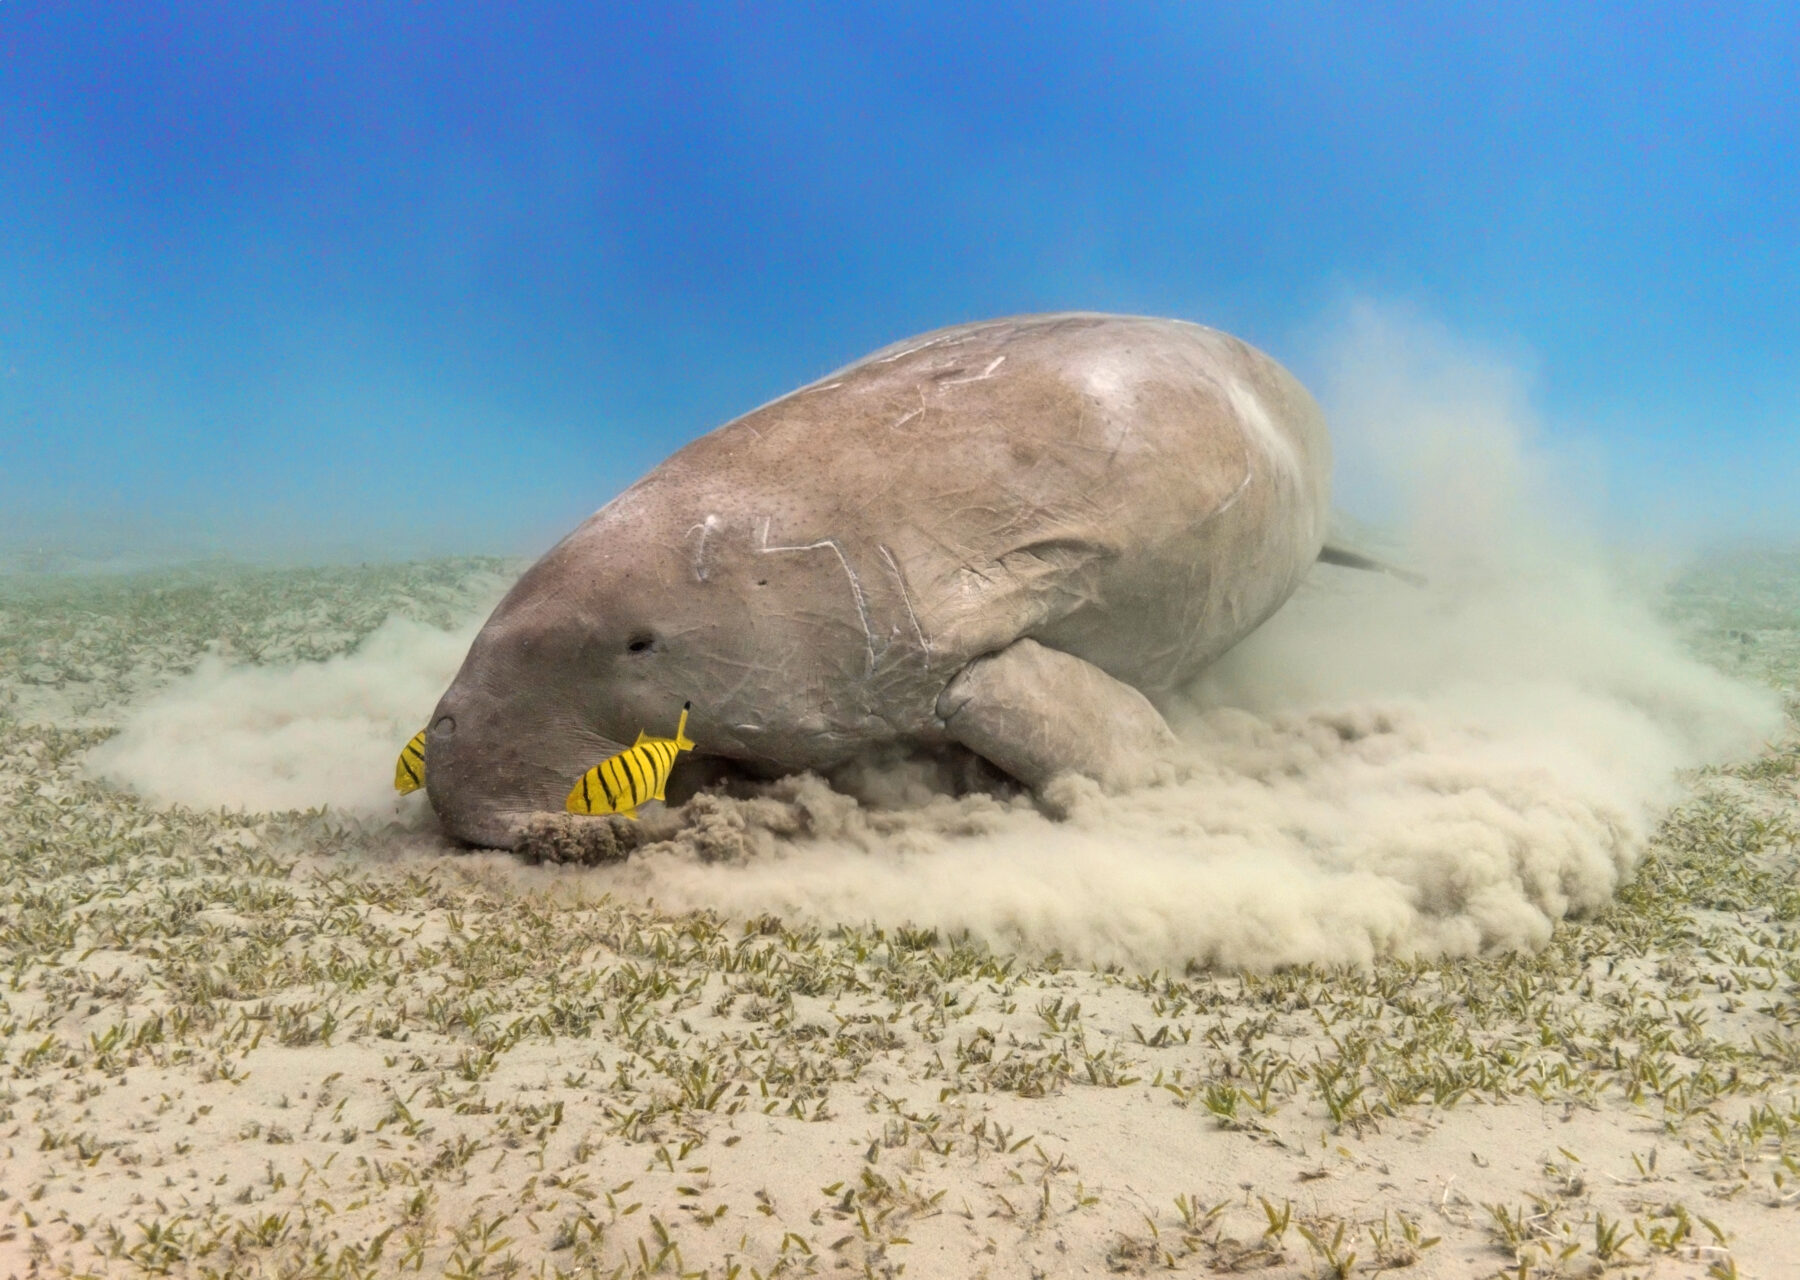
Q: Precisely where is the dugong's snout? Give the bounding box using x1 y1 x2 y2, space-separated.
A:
422 691 583 850
422 708 515 848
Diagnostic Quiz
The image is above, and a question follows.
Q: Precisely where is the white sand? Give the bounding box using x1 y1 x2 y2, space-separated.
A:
2 554 1798 1278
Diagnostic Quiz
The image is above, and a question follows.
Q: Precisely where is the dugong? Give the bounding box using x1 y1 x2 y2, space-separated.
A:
427 313 1340 848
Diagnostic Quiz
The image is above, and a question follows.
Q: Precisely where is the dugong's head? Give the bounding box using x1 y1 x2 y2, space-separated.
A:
423 468 877 847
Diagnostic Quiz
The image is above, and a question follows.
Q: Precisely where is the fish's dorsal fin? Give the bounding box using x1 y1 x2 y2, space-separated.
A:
673 701 696 752
633 729 650 748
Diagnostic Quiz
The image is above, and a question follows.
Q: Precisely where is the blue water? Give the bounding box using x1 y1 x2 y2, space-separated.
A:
3 2 1796 564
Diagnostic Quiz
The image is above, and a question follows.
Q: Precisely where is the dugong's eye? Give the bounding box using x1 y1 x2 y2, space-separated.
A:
626 632 656 654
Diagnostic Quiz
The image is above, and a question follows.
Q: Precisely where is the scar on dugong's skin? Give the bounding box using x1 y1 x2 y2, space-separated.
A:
425 312 1376 849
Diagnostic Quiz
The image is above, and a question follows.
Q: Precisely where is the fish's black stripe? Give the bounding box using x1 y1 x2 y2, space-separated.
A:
400 758 421 786
581 773 592 812
622 748 648 801
404 744 424 765
600 760 623 808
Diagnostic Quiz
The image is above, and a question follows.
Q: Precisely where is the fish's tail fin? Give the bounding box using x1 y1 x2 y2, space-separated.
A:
673 701 696 752
1317 544 1428 588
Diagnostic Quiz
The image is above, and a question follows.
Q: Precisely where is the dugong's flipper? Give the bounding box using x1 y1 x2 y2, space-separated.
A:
936 639 1179 792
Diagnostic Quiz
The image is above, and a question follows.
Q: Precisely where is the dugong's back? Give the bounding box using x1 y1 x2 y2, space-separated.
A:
656 312 1330 698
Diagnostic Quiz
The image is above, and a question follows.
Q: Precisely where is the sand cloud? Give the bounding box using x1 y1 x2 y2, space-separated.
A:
85 614 486 820
87 305 1783 969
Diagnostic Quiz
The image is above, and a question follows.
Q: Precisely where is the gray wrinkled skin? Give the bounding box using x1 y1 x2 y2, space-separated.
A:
426 313 1330 848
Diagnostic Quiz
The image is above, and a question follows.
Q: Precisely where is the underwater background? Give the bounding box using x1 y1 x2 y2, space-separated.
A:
5 7 1800 1276
3 1 1796 565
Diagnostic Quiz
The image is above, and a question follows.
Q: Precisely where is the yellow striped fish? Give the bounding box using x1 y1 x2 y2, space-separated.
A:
394 729 427 794
565 703 696 821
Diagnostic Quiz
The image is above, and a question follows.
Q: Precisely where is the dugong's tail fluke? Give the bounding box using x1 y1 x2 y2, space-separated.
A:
1317 544 1428 588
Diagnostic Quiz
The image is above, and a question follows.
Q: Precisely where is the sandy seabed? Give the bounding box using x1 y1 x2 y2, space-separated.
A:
2 553 1798 1279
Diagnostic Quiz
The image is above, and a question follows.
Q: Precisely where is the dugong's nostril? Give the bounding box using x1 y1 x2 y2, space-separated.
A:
434 715 456 736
